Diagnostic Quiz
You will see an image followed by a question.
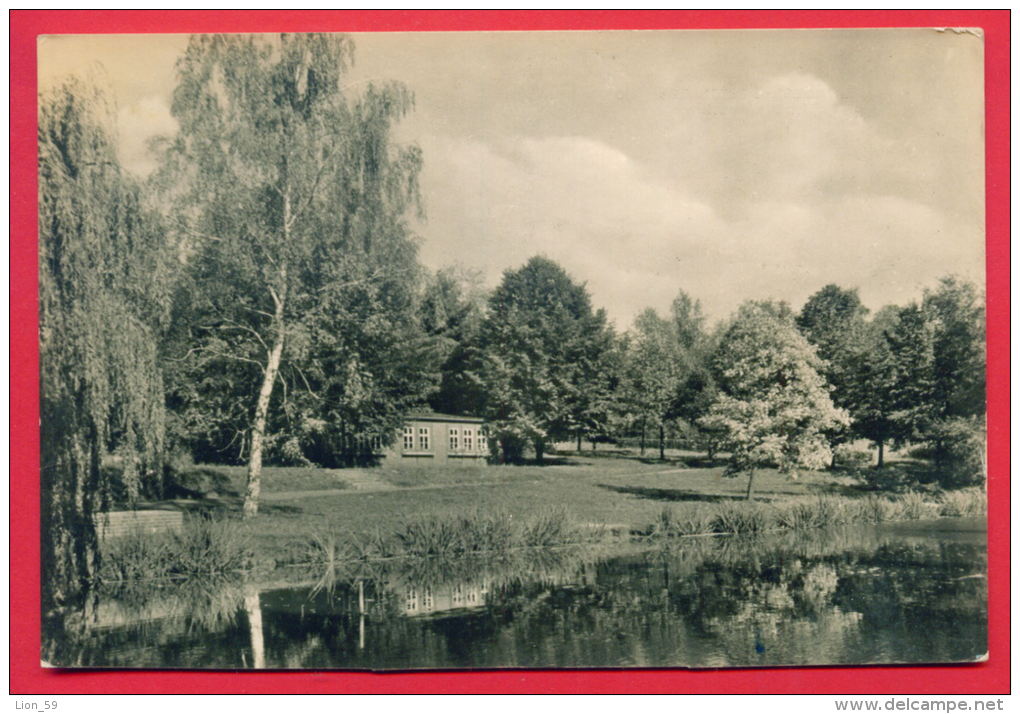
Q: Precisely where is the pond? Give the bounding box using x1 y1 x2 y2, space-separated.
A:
43 517 987 669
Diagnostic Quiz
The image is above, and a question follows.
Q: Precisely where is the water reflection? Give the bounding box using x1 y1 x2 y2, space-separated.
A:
43 518 987 669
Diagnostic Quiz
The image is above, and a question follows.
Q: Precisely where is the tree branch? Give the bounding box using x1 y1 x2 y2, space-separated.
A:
199 344 267 372
290 362 321 400
207 319 271 355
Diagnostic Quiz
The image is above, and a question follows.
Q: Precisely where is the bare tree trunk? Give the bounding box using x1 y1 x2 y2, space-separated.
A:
877 440 885 468
745 470 756 501
243 211 288 519
243 183 293 519
534 438 545 465
244 319 284 519
659 424 665 461
576 432 582 453
640 418 646 455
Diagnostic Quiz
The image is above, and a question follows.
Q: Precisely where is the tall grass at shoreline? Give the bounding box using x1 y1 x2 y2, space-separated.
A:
304 507 596 564
99 489 985 581
647 488 986 538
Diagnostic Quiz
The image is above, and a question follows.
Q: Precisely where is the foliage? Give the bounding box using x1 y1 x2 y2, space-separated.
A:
925 416 986 488
845 277 985 484
859 465 922 494
155 34 433 509
923 276 986 420
622 310 686 453
843 307 901 465
885 304 939 443
796 285 869 453
421 266 489 416
700 301 849 493
672 366 722 455
619 290 708 458
831 444 872 474
476 256 614 462
39 77 173 604
796 285 869 363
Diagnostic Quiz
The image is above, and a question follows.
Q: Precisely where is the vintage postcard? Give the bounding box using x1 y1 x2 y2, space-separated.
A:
38 28 986 670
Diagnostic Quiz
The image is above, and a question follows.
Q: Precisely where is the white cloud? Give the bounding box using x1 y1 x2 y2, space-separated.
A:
416 133 723 328
415 122 983 328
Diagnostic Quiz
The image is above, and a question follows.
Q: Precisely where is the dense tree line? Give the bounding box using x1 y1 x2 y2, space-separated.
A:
39 33 986 602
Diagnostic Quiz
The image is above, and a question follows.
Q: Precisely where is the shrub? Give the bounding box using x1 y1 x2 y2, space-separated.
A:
651 506 716 536
832 445 872 474
861 465 920 494
164 465 237 499
271 435 314 467
928 418 986 489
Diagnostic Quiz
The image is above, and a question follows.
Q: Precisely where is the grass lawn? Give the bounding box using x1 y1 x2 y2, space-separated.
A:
179 464 352 495
212 450 860 564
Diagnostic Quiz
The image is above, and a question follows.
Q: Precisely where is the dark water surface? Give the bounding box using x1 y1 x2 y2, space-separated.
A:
44 518 987 669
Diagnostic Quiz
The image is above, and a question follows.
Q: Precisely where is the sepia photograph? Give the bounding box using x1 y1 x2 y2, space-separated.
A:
36 26 988 672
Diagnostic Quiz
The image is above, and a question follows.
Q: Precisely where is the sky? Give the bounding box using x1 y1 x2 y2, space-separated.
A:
38 29 985 328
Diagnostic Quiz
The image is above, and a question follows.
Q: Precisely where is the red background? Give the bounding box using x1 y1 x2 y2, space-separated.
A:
10 10 1010 695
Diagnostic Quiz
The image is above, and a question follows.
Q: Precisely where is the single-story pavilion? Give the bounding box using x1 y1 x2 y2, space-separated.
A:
382 412 489 465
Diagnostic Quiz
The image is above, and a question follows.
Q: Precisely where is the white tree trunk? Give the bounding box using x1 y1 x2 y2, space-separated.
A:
243 321 284 519
243 187 291 519
245 587 265 669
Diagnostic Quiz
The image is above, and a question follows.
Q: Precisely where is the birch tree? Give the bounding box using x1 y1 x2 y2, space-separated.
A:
157 34 423 516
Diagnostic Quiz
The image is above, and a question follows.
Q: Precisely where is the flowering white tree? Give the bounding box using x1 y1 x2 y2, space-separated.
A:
701 301 849 499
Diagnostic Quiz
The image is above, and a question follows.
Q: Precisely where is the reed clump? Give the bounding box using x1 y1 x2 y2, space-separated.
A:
303 508 593 565
99 515 254 582
936 488 986 517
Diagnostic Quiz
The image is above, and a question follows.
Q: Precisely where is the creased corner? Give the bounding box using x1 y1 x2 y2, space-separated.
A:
934 27 984 39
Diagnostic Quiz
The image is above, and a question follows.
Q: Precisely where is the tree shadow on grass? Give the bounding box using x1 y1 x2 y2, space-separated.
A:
581 450 728 469
504 455 584 467
597 483 775 503
137 496 304 517
805 480 866 497
166 466 241 499
678 456 731 469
